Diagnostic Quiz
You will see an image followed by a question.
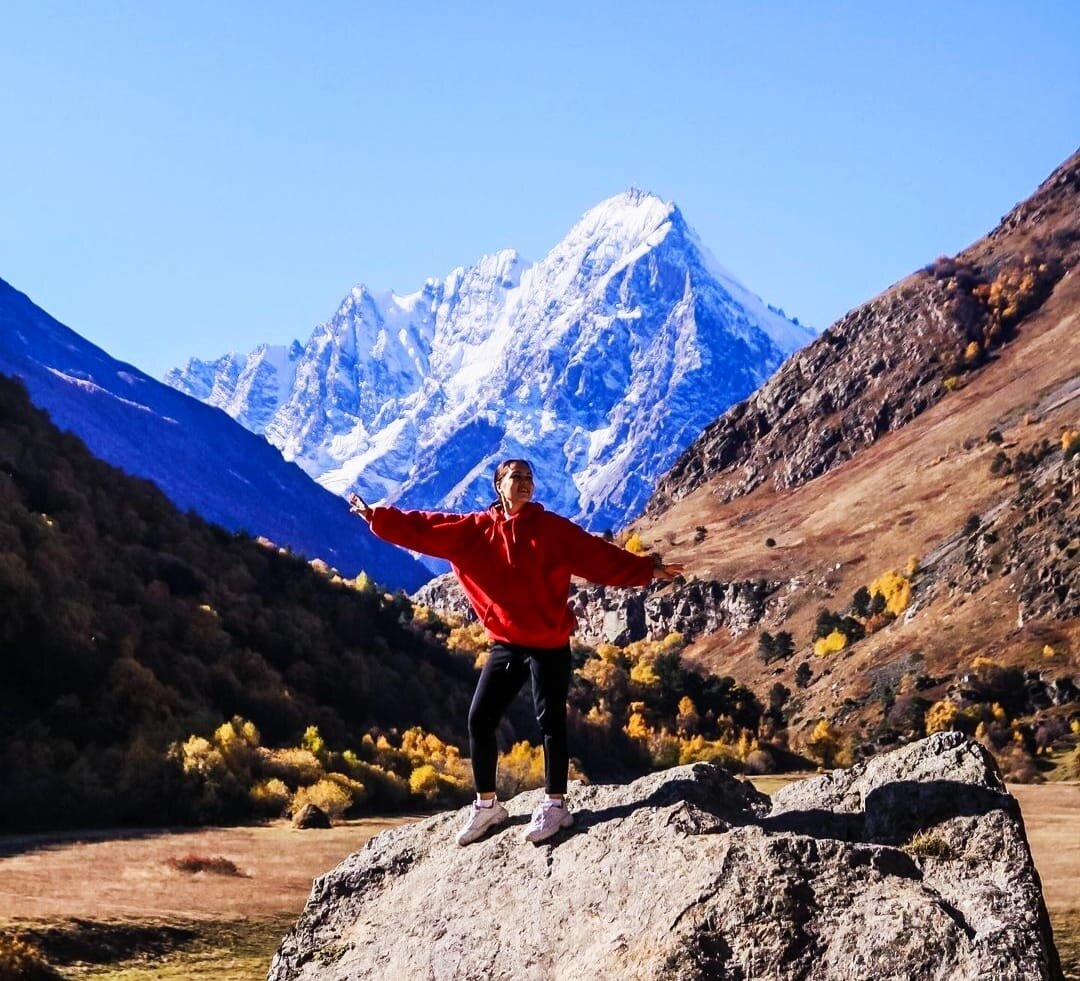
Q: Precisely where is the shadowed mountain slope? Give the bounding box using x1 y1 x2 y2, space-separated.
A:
0 279 430 590
0 374 475 829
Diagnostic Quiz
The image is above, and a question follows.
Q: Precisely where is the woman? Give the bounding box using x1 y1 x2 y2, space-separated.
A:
349 459 683 845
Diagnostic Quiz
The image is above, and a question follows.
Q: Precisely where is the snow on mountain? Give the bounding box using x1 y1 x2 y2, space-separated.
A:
166 190 815 530
0 278 432 590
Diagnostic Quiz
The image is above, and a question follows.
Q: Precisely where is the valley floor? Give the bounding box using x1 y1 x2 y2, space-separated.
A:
0 787 1077 979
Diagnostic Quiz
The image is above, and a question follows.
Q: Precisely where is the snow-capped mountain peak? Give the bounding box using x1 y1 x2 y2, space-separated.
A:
166 191 814 532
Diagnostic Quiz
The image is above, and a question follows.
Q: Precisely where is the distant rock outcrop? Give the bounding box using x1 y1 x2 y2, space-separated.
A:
292 804 332 830
268 732 1062 981
413 572 777 646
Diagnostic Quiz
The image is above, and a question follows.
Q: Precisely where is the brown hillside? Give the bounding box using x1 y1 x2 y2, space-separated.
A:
629 150 1080 766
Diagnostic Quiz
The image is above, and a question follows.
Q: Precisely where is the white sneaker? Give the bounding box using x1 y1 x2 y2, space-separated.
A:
456 800 509 846
524 800 574 843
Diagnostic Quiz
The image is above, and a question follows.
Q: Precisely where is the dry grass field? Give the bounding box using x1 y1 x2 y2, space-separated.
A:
0 817 415 980
1 786 1077 979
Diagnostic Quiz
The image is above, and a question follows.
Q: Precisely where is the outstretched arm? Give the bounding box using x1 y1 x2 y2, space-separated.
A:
350 494 475 561
564 518 681 588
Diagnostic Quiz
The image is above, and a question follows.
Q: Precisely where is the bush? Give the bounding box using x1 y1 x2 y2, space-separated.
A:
292 778 354 819
851 586 871 618
869 570 912 617
165 854 245 876
0 934 59 981
495 741 547 798
249 778 290 817
814 607 844 640
902 830 955 859
805 719 845 769
995 744 1042 783
814 630 847 657
925 699 960 735
759 630 794 664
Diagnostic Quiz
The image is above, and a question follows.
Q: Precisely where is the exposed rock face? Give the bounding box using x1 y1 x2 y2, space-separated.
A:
569 577 779 645
268 733 1062 981
413 572 778 647
918 452 1079 625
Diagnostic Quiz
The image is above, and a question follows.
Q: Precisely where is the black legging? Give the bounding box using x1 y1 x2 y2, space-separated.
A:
467 643 571 795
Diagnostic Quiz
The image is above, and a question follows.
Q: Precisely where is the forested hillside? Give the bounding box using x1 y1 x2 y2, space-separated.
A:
0 374 476 829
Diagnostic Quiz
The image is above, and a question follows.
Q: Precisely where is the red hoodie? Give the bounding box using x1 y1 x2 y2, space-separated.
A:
368 501 655 648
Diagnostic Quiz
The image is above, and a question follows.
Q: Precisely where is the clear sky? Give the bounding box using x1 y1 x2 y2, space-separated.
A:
2 1 1078 378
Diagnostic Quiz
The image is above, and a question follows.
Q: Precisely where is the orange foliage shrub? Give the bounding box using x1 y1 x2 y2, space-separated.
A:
291 777 356 819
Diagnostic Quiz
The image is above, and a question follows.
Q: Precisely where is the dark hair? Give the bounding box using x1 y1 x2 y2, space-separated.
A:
492 459 533 507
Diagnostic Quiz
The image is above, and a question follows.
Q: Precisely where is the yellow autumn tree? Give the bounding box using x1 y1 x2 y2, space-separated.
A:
578 656 627 692
625 710 650 741
869 569 912 617
814 629 847 657
291 778 354 819
249 777 290 816
677 734 737 767
496 741 547 797
448 621 490 667
630 658 660 685
676 695 700 735
925 699 960 734
805 719 843 768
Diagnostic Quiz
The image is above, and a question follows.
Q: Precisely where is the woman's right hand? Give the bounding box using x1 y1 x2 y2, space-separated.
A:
349 493 373 522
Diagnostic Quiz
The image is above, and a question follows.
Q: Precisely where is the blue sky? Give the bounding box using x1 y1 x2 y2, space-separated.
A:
2 1 1078 378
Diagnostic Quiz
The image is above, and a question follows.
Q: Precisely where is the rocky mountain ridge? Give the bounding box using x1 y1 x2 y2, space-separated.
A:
647 150 1080 515
618 149 1080 777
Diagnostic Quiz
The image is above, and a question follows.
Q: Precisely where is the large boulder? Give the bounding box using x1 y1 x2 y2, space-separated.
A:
268 732 1062 980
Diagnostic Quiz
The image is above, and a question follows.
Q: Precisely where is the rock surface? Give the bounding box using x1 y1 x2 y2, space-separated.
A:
268 732 1062 980
292 804 332 830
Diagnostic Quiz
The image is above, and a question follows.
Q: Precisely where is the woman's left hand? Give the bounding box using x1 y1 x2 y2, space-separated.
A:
653 562 685 581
